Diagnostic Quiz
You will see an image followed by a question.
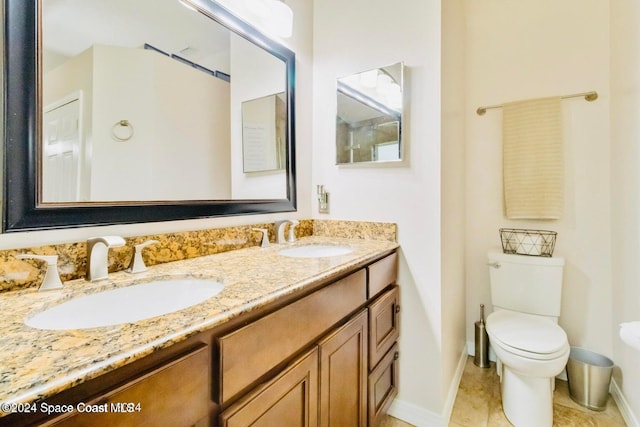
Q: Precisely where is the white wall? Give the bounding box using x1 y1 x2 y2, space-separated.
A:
230 33 287 199
464 0 612 362
314 0 466 423
151 50 231 200
610 0 640 423
441 0 467 415
91 45 157 200
90 45 231 201
0 0 313 250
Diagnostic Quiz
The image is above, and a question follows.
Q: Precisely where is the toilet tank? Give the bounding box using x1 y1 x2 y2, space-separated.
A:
487 251 565 317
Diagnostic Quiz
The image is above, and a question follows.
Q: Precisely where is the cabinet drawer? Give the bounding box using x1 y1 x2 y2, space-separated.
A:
368 343 399 427
220 347 319 427
49 344 209 427
367 253 397 298
218 269 367 404
369 286 400 369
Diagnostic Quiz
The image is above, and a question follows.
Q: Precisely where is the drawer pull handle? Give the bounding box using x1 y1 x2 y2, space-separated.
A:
395 305 400 314
394 351 400 360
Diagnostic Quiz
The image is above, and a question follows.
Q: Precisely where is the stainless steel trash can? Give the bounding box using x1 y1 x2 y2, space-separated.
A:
566 347 614 411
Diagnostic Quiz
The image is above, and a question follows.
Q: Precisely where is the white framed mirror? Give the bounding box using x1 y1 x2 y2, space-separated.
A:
336 62 404 165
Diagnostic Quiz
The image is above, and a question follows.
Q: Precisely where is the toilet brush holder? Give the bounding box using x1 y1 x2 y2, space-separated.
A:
474 304 490 368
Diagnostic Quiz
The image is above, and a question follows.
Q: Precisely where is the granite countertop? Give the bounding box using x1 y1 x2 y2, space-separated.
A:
0 236 398 410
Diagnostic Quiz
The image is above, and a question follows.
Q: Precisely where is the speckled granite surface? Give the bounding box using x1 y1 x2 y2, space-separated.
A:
313 219 397 241
0 219 397 293
0 227 397 411
0 221 318 293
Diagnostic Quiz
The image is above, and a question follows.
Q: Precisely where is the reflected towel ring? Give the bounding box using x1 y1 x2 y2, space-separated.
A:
111 120 134 141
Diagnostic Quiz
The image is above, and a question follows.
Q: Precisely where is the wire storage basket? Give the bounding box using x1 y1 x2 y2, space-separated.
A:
499 228 557 257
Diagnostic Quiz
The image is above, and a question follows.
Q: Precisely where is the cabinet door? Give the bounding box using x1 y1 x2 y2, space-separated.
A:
318 310 368 427
220 348 319 427
48 344 210 427
369 286 400 369
368 343 399 427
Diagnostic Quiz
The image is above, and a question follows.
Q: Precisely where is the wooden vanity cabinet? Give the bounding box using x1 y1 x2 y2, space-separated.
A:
367 253 398 298
219 310 370 427
4 250 399 427
318 310 368 427
369 286 400 368
216 269 367 405
219 252 399 427
366 256 400 427
219 348 319 427
368 343 400 426
45 344 211 427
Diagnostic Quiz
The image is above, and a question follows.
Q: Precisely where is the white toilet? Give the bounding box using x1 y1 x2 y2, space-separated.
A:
486 250 570 427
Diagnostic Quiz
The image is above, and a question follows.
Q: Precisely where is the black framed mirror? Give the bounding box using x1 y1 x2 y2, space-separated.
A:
2 0 296 232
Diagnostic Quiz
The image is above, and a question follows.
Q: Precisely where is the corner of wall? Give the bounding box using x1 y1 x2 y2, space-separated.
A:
611 378 640 427
388 343 468 427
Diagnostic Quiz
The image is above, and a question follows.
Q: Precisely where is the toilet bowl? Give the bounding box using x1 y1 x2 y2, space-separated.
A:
487 310 570 427
486 250 568 426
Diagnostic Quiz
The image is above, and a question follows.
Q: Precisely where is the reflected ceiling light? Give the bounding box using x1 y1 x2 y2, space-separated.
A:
359 70 378 88
204 0 293 38
376 74 393 94
177 0 199 12
387 89 402 110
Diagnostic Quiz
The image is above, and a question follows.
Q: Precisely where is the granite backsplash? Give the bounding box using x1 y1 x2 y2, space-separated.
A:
0 219 396 293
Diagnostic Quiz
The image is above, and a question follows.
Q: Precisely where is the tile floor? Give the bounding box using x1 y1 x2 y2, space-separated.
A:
381 415 415 427
450 356 626 426
382 356 627 427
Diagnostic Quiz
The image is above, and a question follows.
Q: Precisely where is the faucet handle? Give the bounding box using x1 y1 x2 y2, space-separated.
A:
16 254 64 291
287 220 300 243
127 240 159 274
252 229 270 248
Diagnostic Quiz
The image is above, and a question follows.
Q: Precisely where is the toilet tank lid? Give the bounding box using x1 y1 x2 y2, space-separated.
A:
488 250 564 266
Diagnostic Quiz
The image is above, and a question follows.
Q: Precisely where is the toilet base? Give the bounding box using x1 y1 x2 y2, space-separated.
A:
501 366 554 427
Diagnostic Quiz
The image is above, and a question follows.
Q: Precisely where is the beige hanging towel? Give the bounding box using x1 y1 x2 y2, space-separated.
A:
502 96 563 219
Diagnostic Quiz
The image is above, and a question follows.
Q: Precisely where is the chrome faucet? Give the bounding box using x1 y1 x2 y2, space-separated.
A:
86 236 126 281
16 254 64 292
275 220 299 244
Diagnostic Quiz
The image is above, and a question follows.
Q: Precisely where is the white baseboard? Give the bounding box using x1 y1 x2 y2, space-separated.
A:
387 399 442 427
611 378 640 427
442 343 469 424
388 344 468 427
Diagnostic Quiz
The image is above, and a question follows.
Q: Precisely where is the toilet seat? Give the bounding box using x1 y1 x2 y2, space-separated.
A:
487 310 568 361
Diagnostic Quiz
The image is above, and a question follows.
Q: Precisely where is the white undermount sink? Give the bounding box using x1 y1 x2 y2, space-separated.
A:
278 245 353 258
25 278 224 330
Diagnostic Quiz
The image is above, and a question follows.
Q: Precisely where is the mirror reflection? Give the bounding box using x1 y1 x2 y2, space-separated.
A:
242 92 286 173
336 62 403 164
41 0 287 203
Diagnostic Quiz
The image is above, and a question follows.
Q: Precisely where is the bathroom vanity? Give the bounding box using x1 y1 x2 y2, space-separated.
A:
0 237 399 426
